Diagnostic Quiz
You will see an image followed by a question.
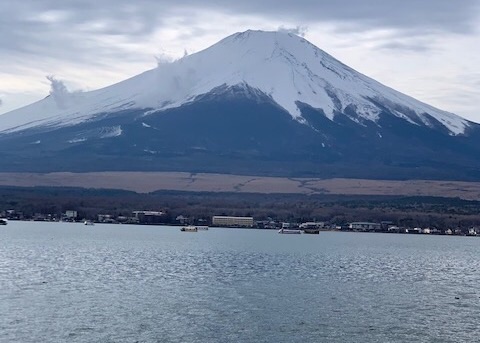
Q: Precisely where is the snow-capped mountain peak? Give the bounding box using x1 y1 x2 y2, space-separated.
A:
0 29 471 135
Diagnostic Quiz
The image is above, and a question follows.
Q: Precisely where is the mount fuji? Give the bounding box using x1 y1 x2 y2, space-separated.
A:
0 30 479 180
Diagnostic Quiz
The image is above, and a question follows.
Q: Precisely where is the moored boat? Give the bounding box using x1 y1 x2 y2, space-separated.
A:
0 218 7 225
278 228 302 234
303 229 320 234
84 220 94 226
181 226 198 232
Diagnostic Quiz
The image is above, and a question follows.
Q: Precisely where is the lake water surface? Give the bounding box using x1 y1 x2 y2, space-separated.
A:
1 221 479 342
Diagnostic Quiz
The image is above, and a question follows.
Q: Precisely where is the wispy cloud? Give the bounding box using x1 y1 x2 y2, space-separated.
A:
46 75 70 108
278 25 308 37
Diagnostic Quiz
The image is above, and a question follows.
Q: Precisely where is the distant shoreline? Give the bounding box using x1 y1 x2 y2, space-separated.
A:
2 185 479 231
4 220 479 238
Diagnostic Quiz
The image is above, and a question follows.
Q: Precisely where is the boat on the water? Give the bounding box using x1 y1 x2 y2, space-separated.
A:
278 228 302 234
181 225 208 231
303 229 320 234
181 226 198 232
84 220 94 226
0 218 7 225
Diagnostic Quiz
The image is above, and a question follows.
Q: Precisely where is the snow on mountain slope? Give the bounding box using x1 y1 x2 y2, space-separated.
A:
0 30 471 135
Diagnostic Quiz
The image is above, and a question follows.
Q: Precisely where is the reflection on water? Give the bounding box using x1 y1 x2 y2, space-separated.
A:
1 221 479 342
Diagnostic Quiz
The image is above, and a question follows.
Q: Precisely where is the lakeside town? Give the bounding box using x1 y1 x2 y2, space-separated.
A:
2 208 479 236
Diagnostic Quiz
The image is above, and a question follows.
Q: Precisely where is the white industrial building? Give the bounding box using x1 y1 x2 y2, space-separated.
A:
349 222 381 231
212 216 254 227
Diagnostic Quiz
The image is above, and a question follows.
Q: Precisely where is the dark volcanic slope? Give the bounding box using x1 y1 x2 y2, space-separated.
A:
1 85 480 180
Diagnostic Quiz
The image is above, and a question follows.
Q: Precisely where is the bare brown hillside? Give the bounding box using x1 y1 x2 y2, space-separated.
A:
0 172 479 200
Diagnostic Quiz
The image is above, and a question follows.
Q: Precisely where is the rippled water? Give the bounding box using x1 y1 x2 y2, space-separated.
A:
1 221 479 342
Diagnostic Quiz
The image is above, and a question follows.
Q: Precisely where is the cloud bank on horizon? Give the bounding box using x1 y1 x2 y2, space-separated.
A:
0 0 479 122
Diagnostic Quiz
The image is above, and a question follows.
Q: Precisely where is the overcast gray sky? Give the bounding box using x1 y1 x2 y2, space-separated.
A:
1 0 479 122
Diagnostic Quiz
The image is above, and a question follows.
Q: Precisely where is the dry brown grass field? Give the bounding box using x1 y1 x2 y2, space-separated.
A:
0 172 479 200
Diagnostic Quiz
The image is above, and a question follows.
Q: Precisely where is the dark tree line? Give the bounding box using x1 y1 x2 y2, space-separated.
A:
1 186 480 228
